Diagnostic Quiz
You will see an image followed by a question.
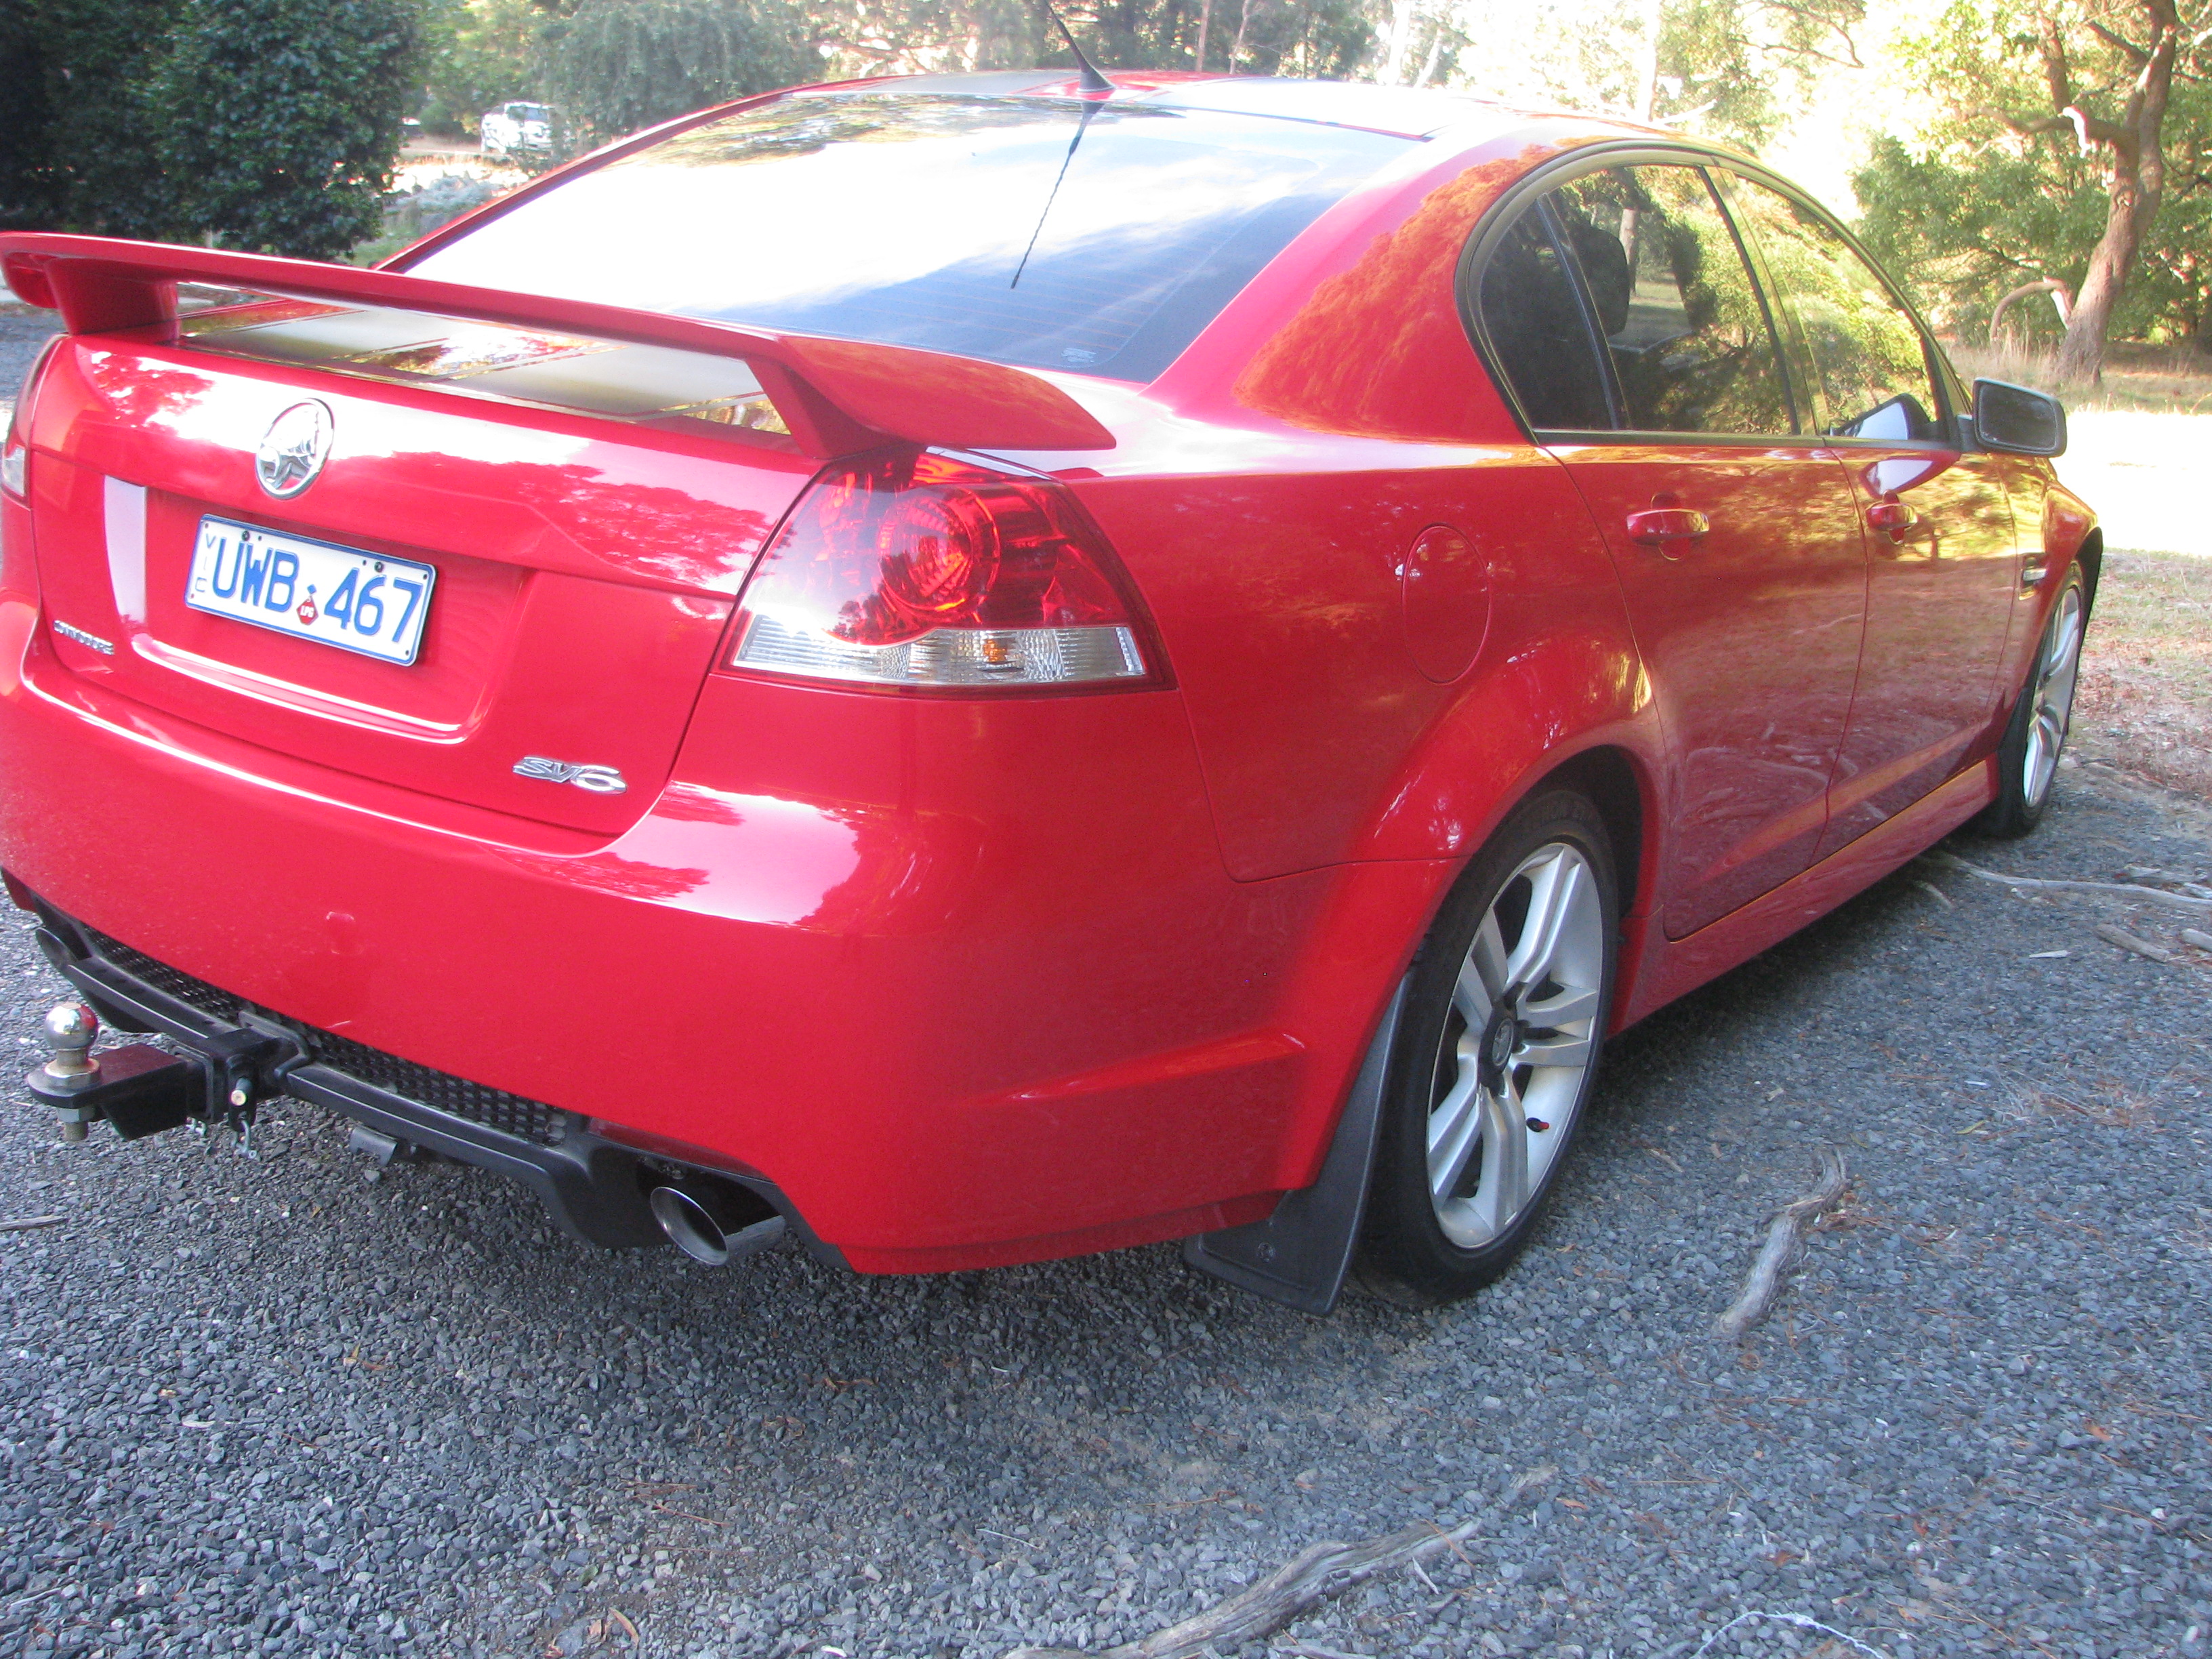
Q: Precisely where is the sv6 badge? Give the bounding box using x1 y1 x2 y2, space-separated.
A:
513 756 628 795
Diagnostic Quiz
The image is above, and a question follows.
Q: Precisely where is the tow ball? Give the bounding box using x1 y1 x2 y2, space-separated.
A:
24 1002 289 1145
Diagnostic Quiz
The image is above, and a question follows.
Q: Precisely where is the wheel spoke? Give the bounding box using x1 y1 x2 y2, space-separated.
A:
1451 954 1494 1027
1519 982 1600 1031
1468 911 1509 1004
1504 851 1585 989
2046 600 2083 677
1426 1069 1484 1200
1513 1028 1591 1069
1467 1074 1528 1236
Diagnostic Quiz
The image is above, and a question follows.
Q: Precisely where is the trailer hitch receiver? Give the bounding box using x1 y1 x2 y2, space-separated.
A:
23 1002 289 1143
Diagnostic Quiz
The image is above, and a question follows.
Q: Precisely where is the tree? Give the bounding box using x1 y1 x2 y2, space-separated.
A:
808 0 1042 75
804 0 1369 80
145 0 424 259
552 0 818 139
0 0 188 236
1400 0 1865 150
417 0 556 133
1 0 421 256
1868 0 2211 382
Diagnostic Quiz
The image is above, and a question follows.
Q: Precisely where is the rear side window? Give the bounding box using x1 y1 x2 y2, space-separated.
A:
407 92 1411 382
1551 165 1794 436
1721 174 1945 442
1475 203 1614 430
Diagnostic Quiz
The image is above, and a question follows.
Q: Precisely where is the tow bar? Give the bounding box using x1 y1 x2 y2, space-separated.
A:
24 1002 290 1145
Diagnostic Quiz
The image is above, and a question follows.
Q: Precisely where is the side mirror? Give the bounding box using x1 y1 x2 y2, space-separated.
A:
1972 378 2066 457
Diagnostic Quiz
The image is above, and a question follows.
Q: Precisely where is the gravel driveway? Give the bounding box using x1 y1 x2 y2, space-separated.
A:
1 312 58 425
3 754 2207 1659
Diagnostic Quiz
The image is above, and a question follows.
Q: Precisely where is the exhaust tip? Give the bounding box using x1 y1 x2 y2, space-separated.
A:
648 1179 786 1267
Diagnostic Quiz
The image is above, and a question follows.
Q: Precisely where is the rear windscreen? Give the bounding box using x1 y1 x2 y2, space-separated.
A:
403 92 1413 383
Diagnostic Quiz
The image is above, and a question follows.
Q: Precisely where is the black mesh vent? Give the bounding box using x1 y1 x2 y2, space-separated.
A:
94 935 247 1023
83 930 571 1145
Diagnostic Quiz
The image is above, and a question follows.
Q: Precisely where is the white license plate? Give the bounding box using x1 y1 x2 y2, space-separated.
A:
186 518 435 665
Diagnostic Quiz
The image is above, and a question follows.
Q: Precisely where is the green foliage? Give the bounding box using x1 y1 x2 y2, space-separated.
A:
1858 0 2212 350
808 0 1368 80
1 0 420 257
1198 0 1373 78
417 0 554 133
552 0 818 140
1419 0 1864 150
0 0 188 234
146 0 424 259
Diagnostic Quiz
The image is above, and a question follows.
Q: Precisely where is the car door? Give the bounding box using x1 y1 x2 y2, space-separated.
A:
1475 161 1870 940
1717 171 2021 857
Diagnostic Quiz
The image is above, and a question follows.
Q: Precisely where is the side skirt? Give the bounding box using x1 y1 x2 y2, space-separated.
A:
1620 757 1999 1025
1181 979 1408 1315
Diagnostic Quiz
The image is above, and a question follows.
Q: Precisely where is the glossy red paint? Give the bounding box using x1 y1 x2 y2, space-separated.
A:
0 75 2095 1275
1547 441 1868 940
1815 445 2020 858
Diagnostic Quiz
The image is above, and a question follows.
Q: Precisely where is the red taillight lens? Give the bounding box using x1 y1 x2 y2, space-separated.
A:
728 451 1158 690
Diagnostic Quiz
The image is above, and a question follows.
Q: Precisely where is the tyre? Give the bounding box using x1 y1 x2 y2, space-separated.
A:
1975 567 2087 838
1357 789 1619 1303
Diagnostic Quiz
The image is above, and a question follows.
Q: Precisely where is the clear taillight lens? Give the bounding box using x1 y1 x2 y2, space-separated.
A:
1 424 26 502
727 451 1158 691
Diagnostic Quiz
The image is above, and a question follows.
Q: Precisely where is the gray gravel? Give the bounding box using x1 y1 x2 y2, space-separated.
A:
0 312 55 424
1 556 2208 1656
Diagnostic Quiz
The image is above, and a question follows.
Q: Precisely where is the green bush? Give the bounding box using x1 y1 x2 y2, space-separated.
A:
0 0 421 260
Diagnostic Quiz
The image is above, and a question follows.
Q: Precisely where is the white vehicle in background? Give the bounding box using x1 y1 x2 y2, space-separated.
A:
479 102 554 160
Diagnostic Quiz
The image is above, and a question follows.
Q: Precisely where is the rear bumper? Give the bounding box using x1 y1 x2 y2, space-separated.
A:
30 897 696 1252
0 597 1448 1271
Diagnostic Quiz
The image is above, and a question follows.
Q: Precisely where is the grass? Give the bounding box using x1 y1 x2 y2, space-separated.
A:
1949 339 2212 414
2076 551 2212 800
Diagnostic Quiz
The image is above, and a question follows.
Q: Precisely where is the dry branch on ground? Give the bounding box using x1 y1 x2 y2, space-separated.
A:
1714 1149 1849 1342
1002 1518 1482 1659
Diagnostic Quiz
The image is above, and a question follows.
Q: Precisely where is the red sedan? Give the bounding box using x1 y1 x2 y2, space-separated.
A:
0 73 2089 1309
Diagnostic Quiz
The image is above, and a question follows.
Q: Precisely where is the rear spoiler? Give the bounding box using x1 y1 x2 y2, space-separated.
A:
0 233 1114 457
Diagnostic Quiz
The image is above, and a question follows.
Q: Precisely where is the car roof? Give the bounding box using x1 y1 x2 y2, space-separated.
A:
796 70 1607 142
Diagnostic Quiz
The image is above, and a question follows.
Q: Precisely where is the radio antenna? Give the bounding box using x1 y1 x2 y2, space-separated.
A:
1038 0 1115 95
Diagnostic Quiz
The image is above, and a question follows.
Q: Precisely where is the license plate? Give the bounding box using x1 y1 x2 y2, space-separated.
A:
186 518 435 666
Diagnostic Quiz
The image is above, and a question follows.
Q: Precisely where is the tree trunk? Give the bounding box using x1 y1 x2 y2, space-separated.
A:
1383 0 1416 84
2054 161 2156 384
2048 2 2179 386
1193 0 1210 70
2196 292 2212 358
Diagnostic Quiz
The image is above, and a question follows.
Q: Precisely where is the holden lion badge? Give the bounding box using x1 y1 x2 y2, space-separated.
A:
255 400 334 499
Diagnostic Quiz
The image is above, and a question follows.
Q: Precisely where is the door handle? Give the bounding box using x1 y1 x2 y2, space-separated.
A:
1626 508 1710 547
1866 497 1919 540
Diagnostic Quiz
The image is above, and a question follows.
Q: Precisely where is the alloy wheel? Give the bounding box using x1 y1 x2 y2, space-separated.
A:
1425 841 1606 1249
2022 581 2085 810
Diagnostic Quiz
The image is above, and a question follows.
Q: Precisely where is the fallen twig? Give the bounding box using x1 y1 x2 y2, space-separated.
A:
2119 865 2211 895
1912 880 1953 909
0 1215 64 1233
2182 928 2212 951
1924 853 2212 914
1713 1149 1848 1341
2094 924 2175 964
1002 1518 1483 1659
1689 1610 1891 1658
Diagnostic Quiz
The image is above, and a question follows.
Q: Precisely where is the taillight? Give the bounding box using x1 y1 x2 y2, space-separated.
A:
1 422 25 502
727 451 1159 691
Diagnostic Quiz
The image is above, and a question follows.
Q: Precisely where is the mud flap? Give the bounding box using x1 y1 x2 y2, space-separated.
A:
1181 978 1406 1315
